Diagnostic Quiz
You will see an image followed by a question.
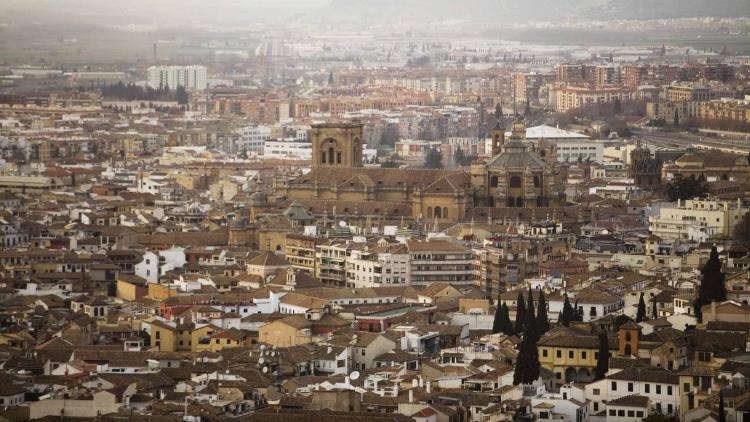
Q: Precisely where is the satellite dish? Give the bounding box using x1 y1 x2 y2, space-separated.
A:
271 351 276 357
349 371 360 381
339 220 347 227
258 357 265 365
262 366 269 374
260 345 267 351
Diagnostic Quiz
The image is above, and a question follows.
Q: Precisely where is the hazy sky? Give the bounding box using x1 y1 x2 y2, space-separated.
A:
0 0 332 24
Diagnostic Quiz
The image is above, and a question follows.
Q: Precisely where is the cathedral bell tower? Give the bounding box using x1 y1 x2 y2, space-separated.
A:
490 122 505 156
312 123 364 168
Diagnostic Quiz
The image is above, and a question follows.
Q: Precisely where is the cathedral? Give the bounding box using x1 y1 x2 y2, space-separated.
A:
628 142 662 188
273 120 565 224
472 119 564 208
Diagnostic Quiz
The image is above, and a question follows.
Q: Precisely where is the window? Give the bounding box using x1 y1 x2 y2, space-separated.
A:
569 351 574 359
542 349 548 357
556 350 562 358
611 381 617 391
684 383 690 393
645 384 650 393
628 410 635 417
509 175 521 188
656 385 661 394
581 351 587 360
618 410 625 417
609 410 616 417
593 388 600 396
628 382 633 392
667 386 673 395
637 411 644 417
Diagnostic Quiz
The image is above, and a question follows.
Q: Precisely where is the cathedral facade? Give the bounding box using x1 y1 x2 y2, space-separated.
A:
275 121 565 224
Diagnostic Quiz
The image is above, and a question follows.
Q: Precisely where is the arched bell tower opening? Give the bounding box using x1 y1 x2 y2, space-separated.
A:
312 123 364 168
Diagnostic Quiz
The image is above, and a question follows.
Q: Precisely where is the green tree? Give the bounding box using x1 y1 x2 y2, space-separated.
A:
560 294 574 327
673 109 680 127
695 246 727 322
613 97 622 114
652 298 658 319
594 331 610 380
665 174 708 201
514 290 526 335
175 85 189 105
536 290 550 336
526 288 537 341
636 292 647 322
493 302 508 334
454 148 466 167
513 289 541 385
424 148 443 169
139 329 151 347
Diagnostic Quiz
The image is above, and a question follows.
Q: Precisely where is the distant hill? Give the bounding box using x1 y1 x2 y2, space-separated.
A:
311 0 750 23
312 0 601 23
586 0 750 19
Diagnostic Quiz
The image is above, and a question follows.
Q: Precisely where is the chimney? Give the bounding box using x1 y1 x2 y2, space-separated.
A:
345 376 350 385
408 389 414 403
426 381 431 394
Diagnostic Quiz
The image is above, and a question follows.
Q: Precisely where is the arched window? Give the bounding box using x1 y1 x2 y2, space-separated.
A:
490 175 498 187
510 175 522 188
427 207 433 218
337 152 342 164
515 197 524 208
321 153 326 164
328 147 334 165
442 208 448 219
507 197 515 207
624 344 632 356
625 331 632 342
435 207 442 219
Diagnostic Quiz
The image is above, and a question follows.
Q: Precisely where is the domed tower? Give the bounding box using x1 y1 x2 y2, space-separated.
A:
629 141 662 188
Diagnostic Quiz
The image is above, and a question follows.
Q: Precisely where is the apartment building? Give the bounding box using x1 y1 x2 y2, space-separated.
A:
407 240 474 286
649 198 748 241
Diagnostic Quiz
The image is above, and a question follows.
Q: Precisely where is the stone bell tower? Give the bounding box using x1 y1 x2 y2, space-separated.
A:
311 123 364 168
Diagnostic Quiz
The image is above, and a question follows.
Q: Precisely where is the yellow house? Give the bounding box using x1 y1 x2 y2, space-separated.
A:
148 283 178 301
206 329 247 353
258 316 311 348
191 324 220 353
116 275 148 301
258 314 349 348
150 320 178 352
538 326 604 384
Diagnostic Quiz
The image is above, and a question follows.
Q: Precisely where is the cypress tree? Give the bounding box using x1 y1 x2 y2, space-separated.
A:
636 292 647 322
513 290 541 385
695 246 727 322
514 290 526 335
526 288 537 341
652 297 658 319
536 290 550 336
718 389 726 422
492 302 504 334
500 303 513 336
594 331 610 380
560 294 573 327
